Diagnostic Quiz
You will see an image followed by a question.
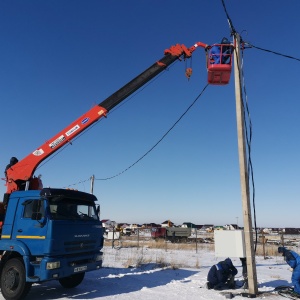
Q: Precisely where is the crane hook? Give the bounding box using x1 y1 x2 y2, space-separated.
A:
185 67 192 80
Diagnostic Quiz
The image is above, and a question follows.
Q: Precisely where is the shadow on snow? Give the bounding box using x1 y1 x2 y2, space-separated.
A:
26 264 199 299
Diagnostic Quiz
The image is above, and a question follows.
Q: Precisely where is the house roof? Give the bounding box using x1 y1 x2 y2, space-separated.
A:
161 220 174 224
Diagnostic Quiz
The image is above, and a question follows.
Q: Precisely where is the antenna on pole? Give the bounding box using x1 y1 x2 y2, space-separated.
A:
90 175 95 194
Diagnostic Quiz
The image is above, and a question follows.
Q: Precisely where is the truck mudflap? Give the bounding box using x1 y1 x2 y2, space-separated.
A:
26 252 103 282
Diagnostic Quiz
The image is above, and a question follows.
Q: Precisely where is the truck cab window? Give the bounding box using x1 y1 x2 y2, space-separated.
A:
49 198 98 221
23 200 45 219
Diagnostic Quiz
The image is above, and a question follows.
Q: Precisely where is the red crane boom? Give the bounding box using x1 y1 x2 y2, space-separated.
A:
5 41 208 194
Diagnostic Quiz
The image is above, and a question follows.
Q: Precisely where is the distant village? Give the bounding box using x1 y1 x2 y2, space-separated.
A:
102 219 300 235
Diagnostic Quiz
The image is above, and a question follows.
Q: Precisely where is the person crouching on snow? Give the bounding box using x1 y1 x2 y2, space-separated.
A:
278 246 300 295
206 258 238 290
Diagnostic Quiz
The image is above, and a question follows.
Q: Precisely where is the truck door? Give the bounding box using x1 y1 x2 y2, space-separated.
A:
12 197 48 254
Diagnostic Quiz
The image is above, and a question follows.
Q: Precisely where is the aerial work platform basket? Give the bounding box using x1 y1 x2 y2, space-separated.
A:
207 43 234 85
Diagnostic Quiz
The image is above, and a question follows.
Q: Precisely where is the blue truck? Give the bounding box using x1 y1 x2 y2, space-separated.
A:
2 40 219 299
0 188 103 299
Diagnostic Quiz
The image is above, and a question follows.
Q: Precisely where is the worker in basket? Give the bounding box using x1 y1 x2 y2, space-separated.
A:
278 247 300 295
206 257 238 290
208 37 232 65
207 37 233 85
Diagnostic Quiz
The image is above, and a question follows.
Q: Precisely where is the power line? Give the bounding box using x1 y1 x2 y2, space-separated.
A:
63 177 90 189
36 62 179 172
240 47 257 252
95 84 209 181
220 0 237 35
220 0 258 251
220 0 300 63
62 84 209 187
244 43 300 62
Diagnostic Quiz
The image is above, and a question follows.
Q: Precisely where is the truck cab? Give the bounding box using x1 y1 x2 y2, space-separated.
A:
0 188 103 300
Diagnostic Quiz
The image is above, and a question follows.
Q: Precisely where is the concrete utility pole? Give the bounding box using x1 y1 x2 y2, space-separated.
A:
233 33 258 295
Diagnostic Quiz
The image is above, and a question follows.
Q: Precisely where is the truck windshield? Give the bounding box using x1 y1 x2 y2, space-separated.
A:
49 198 98 221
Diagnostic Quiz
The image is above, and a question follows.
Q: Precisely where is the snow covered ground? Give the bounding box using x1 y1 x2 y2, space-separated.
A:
0 245 294 300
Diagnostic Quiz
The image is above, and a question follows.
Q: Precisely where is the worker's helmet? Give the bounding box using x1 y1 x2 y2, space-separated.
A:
221 37 230 44
278 246 286 255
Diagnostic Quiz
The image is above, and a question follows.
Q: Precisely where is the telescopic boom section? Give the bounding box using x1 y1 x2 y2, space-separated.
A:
5 41 207 194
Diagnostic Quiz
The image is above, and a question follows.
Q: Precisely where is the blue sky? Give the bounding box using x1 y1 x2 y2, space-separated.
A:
1 1 299 227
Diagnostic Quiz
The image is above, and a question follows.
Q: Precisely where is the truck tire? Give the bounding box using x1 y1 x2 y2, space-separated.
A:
0 257 32 300
59 272 85 288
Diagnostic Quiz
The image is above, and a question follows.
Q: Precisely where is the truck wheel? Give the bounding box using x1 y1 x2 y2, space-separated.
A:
59 272 85 288
0 257 32 300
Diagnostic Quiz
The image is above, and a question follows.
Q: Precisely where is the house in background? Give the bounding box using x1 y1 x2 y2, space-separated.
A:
283 228 300 234
161 220 174 228
101 219 116 232
214 225 225 230
224 224 238 230
200 224 214 232
182 222 196 228
142 223 160 229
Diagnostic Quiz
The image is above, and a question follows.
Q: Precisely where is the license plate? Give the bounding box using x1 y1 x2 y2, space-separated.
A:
74 266 87 272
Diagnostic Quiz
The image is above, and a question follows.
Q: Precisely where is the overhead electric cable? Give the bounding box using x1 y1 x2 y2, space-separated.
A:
232 42 258 252
95 84 209 181
62 83 209 187
221 0 237 35
220 0 258 251
245 43 300 62
240 48 258 252
64 177 89 189
36 62 179 171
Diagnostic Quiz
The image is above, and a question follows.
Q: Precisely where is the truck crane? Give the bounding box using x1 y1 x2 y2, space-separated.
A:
4 41 210 196
0 39 233 300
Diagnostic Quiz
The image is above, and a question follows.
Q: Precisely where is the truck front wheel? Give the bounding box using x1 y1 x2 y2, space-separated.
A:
59 272 85 288
0 257 32 300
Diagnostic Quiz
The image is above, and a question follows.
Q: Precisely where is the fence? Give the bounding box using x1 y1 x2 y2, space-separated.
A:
104 228 300 257
105 228 216 252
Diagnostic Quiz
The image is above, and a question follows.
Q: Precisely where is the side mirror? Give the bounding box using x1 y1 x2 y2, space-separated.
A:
96 205 100 216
